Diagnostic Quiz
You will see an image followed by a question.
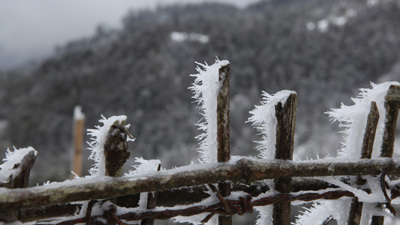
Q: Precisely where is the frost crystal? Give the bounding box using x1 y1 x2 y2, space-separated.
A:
127 157 161 210
295 199 351 225
255 205 273 225
190 59 230 163
87 115 132 176
327 82 400 159
248 90 296 159
295 82 400 225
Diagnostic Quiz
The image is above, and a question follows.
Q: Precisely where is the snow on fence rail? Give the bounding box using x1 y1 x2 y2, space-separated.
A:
0 60 400 225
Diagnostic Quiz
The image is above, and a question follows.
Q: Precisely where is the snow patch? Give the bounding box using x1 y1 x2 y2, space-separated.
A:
307 9 357 32
73 105 85 120
171 32 209 44
295 199 352 225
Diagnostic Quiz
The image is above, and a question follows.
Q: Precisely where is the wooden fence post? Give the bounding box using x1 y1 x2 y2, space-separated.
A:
273 93 297 225
71 106 85 178
141 164 161 225
347 101 379 225
372 85 400 225
104 121 131 177
0 148 37 223
102 119 131 223
217 64 231 225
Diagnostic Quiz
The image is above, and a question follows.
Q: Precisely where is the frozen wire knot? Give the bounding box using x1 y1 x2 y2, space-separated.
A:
379 167 397 216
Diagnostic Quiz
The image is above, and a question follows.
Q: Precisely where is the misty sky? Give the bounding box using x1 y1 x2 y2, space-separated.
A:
0 0 259 70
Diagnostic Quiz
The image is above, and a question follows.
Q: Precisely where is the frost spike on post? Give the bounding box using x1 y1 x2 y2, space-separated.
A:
273 93 297 225
347 101 379 225
217 64 232 225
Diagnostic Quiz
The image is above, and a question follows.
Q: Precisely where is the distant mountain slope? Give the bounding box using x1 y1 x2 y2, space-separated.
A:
1 0 400 182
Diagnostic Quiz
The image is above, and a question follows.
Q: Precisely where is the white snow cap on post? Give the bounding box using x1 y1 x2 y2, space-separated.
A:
87 115 132 176
73 106 85 121
0 147 37 182
327 81 400 159
190 59 230 164
248 90 296 159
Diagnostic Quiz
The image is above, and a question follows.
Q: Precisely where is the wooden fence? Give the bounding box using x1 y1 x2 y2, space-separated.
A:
0 63 400 225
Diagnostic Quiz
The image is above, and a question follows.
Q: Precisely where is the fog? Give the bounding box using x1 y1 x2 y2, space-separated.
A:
0 0 259 70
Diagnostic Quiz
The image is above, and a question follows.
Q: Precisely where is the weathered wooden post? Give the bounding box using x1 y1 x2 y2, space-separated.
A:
371 85 400 225
273 93 297 225
217 63 231 225
0 148 37 223
141 164 161 225
71 106 85 178
347 101 379 225
103 120 131 177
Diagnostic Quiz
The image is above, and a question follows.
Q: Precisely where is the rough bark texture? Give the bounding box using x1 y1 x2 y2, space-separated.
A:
217 64 231 225
104 123 130 177
370 216 385 225
0 158 398 212
347 198 363 225
217 64 230 163
361 101 379 159
273 93 297 225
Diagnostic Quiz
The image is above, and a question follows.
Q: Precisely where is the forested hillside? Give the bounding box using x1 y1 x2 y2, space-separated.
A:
0 0 400 183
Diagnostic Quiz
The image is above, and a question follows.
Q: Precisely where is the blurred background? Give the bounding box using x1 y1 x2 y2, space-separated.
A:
0 0 400 188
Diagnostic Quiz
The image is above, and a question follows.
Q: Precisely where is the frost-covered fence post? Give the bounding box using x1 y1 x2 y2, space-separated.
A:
347 101 379 225
103 121 131 177
273 93 297 225
371 85 400 225
380 85 400 158
87 115 132 210
0 147 37 223
141 164 161 225
71 106 85 178
190 59 232 225
217 63 232 225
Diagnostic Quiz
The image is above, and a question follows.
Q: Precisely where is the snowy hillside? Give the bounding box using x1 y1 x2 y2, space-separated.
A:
0 0 400 183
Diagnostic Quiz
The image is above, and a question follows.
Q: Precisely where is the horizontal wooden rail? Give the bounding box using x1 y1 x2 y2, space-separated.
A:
0 158 399 211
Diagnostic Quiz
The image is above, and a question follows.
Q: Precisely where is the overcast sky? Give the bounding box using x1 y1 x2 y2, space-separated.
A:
0 0 259 70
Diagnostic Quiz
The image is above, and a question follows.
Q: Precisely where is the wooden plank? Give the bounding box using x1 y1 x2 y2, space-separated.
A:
217 64 232 225
0 158 399 212
273 93 297 225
